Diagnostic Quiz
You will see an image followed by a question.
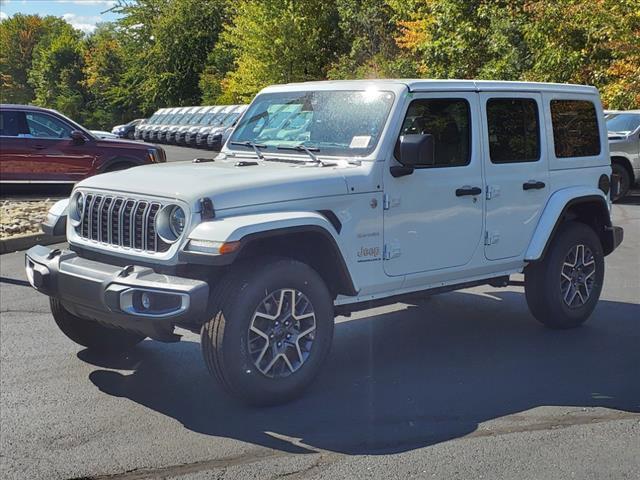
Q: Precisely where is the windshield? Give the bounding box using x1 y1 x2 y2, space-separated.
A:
229 90 395 157
179 112 197 124
221 112 240 127
201 112 219 125
199 111 216 124
606 113 640 133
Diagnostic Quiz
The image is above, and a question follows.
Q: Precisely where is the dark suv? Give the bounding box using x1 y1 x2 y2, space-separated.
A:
0 105 166 183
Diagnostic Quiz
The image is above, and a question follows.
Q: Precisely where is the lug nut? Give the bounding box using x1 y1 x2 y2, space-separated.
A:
286 334 291 339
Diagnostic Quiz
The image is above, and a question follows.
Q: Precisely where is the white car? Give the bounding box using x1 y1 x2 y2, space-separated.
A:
90 130 118 139
27 80 623 406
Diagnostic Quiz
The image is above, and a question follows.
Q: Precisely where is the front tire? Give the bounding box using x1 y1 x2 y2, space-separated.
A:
50 299 145 352
201 258 334 405
524 222 604 329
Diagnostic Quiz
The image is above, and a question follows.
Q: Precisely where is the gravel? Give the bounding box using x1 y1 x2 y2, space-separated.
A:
0 200 55 239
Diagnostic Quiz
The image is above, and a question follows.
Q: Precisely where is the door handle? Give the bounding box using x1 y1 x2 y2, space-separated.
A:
523 180 546 190
31 144 47 150
456 186 482 197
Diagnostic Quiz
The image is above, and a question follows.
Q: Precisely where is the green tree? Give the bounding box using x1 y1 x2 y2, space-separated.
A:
389 0 530 80
113 0 229 111
219 0 343 103
0 14 73 104
328 0 414 79
522 0 640 109
28 24 88 121
82 24 131 127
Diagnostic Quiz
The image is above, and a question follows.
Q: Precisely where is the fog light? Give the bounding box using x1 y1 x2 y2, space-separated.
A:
141 292 151 310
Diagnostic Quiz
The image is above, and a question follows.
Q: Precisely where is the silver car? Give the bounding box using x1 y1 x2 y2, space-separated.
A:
607 110 640 201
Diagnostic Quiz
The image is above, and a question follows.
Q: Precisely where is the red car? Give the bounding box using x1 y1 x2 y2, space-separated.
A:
0 105 166 183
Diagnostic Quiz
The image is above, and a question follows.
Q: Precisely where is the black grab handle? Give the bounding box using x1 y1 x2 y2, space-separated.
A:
523 181 546 190
456 186 482 197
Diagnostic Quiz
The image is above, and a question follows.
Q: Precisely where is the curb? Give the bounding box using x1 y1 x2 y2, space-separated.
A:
0 233 66 255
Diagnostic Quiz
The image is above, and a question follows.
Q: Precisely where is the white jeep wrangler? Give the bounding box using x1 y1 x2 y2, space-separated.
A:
27 80 623 405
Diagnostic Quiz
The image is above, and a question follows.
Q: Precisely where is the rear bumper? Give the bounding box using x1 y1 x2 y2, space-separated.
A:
25 245 209 341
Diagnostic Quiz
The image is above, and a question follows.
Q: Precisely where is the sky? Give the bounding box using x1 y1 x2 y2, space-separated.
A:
0 0 122 33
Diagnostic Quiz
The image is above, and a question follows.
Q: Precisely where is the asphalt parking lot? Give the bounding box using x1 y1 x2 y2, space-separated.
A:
1 187 639 479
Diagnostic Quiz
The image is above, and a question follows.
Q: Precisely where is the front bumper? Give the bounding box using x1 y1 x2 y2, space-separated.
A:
25 245 209 341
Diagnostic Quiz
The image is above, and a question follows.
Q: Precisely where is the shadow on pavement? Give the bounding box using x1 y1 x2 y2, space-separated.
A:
82 290 640 455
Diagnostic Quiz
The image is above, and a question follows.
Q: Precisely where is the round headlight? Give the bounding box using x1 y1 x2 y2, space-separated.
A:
169 206 186 237
155 204 186 243
69 191 85 227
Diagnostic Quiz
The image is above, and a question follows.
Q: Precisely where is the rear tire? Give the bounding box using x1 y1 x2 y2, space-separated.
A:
201 258 334 405
611 162 631 202
525 222 604 329
50 299 145 352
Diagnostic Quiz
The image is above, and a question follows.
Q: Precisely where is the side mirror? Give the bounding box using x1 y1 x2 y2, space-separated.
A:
70 130 86 145
391 134 435 177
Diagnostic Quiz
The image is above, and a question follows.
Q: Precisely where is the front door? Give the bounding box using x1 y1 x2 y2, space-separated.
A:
383 92 484 276
480 93 549 260
23 111 95 181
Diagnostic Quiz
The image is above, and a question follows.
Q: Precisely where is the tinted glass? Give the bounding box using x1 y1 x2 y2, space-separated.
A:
399 98 471 167
487 98 540 163
25 112 73 138
0 110 28 136
550 100 600 158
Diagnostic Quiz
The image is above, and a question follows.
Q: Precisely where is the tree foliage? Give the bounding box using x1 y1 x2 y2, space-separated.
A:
218 0 342 103
0 0 637 129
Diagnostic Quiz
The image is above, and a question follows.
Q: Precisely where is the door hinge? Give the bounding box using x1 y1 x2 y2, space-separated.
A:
485 231 500 245
383 243 401 260
486 185 500 200
383 193 390 210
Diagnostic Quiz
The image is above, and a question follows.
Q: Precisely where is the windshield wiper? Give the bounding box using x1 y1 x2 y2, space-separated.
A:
276 144 337 167
277 144 320 163
230 141 267 160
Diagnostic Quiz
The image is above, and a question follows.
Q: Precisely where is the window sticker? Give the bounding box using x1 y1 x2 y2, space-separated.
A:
350 135 371 148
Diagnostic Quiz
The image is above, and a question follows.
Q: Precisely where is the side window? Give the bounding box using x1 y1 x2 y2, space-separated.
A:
25 112 73 139
550 100 600 158
0 110 28 137
398 98 471 167
486 98 540 163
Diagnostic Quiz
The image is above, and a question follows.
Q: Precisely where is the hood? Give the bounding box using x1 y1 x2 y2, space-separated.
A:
94 138 153 150
77 158 360 211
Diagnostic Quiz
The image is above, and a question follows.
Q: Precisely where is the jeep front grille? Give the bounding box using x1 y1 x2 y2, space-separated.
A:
78 194 170 253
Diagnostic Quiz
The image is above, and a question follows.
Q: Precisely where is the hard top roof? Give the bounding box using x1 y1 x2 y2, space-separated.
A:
261 79 598 95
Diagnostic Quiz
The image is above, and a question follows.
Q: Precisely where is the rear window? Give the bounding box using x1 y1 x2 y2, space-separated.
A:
0 110 27 137
550 100 600 158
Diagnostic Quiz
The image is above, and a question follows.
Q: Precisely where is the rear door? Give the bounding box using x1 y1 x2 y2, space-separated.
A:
0 109 32 181
480 92 549 260
23 111 95 181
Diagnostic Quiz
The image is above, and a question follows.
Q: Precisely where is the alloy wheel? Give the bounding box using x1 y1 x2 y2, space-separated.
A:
248 289 317 378
560 244 596 308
